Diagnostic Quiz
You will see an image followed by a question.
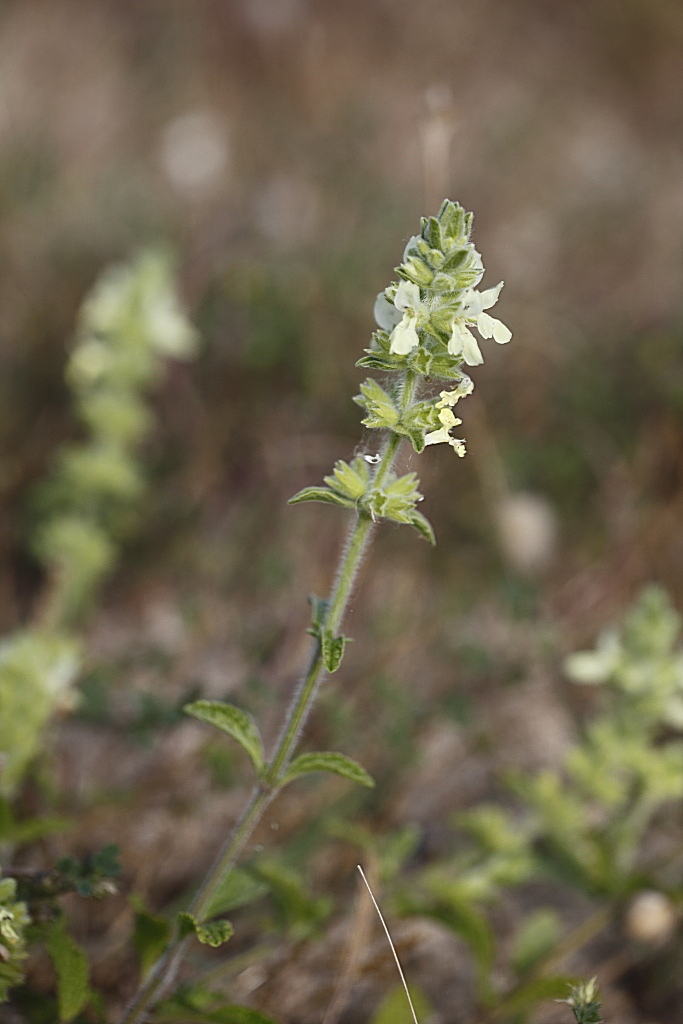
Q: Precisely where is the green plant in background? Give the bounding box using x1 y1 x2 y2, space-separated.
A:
0 876 30 1002
0 250 198 801
118 199 513 1023
395 587 683 1022
0 250 198 1014
524 585 683 894
0 201 634 1024
34 250 199 629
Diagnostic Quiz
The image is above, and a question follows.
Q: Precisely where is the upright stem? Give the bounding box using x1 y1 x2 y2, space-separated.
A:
117 372 418 1024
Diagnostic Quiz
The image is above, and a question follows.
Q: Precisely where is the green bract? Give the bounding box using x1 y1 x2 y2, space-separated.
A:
289 457 434 543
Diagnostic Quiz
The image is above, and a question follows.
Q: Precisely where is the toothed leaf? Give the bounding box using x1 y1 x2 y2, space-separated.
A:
320 631 349 673
324 458 371 501
354 378 400 431
178 912 234 948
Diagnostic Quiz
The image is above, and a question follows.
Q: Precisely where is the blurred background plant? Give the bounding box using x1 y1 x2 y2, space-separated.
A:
1 1 683 1021
1 249 198 799
385 586 683 1023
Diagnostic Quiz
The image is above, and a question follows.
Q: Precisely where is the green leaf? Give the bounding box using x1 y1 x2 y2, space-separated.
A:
510 909 562 976
44 920 91 1022
425 215 443 251
384 472 421 498
407 346 466 381
280 751 375 789
249 859 331 938
365 471 428 530
288 486 355 509
418 884 495 987
178 913 234 948
407 510 436 545
324 458 371 501
354 378 400 431
203 867 268 919
184 700 264 773
132 902 172 977
320 631 349 673
194 920 234 948
404 427 426 453
355 332 406 374
399 401 438 452
55 843 121 898
356 354 399 372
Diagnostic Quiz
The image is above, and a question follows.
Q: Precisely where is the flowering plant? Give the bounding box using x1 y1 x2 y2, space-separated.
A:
118 199 512 1023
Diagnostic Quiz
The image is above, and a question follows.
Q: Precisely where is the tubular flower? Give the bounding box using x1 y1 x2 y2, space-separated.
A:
448 282 512 365
425 406 466 456
423 381 474 456
388 280 423 355
437 378 474 406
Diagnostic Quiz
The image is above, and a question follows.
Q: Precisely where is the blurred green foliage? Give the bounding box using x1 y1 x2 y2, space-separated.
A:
394 588 683 1022
0 3 682 1021
0 876 30 1002
0 251 198 1012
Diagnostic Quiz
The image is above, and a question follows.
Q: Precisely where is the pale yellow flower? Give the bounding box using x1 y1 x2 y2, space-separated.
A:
425 407 466 456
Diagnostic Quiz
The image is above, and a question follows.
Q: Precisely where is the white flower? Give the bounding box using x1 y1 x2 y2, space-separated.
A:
390 316 420 355
448 281 512 365
477 310 512 344
424 406 466 456
374 281 425 354
373 292 402 332
448 322 485 365
388 280 422 355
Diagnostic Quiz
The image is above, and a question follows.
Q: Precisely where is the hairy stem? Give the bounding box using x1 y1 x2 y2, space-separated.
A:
117 372 418 1024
